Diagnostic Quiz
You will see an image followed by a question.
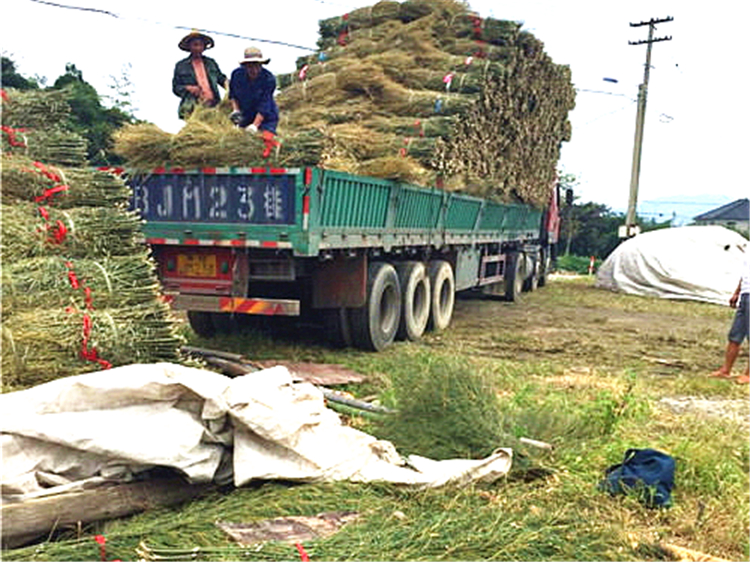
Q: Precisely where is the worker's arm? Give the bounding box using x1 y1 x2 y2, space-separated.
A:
730 280 741 308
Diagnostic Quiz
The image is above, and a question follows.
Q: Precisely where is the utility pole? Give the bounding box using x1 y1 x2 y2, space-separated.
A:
621 16 673 238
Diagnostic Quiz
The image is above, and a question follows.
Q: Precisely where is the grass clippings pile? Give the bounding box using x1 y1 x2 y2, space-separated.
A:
113 0 574 206
1 88 185 391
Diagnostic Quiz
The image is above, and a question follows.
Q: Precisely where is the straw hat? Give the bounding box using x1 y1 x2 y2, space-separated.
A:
179 30 215 51
239 47 270 65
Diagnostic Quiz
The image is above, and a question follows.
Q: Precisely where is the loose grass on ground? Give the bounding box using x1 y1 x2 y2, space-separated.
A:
5 276 748 561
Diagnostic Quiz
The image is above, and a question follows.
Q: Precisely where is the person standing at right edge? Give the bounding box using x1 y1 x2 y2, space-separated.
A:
710 247 749 384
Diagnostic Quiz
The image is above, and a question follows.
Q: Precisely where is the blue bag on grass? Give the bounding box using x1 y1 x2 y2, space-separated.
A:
599 448 675 507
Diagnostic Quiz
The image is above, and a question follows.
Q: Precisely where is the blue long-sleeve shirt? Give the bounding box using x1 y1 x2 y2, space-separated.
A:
229 66 279 133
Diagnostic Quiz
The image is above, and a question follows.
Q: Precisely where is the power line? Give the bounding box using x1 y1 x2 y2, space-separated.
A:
27 0 117 17
26 0 317 51
576 88 634 100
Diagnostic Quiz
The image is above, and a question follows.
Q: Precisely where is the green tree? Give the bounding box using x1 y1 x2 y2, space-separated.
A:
51 63 133 165
565 202 622 259
1 56 39 90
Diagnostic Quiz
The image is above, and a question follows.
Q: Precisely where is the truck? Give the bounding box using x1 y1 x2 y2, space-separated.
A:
129 166 560 351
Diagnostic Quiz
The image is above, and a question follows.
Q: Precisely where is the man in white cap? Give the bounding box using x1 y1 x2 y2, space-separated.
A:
172 30 228 119
229 47 279 134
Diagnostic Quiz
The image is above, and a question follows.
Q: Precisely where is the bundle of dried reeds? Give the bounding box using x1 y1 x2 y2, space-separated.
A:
1 202 144 261
1 89 186 392
1 303 183 388
1 155 131 207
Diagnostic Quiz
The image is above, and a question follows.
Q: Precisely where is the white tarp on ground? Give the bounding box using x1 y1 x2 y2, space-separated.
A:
595 225 748 305
1 363 512 502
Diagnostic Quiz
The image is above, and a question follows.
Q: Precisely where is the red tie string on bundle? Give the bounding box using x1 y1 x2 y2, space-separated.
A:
470 15 483 39
295 543 310 562
35 184 70 203
33 160 64 183
65 261 112 370
96 166 126 176
337 13 350 46
25 161 70 203
36 206 69 245
413 119 424 137
1 125 28 147
443 72 454 91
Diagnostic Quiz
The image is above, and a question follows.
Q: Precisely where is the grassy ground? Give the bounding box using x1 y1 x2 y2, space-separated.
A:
5 276 749 561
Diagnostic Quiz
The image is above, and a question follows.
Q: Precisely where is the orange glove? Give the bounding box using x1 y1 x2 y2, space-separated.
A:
261 130 280 158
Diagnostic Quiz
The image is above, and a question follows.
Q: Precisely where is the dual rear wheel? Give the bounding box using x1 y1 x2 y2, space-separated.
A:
333 259 455 351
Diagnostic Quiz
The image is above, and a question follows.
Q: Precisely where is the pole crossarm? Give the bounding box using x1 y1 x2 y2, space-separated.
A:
630 16 674 27
629 36 673 45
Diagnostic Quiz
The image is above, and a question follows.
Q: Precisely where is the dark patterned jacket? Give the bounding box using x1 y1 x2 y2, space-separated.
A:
172 55 227 119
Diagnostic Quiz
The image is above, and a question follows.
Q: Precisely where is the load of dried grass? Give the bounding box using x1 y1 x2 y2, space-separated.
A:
277 0 575 203
1 88 184 391
109 0 574 202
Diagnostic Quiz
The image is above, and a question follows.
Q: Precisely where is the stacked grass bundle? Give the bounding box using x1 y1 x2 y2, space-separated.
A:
113 105 329 170
112 0 574 205
276 0 575 204
1 88 185 390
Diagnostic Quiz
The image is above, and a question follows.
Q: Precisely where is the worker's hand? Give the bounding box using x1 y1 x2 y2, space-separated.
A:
730 292 739 308
245 123 259 133
186 85 201 96
229 110 243 125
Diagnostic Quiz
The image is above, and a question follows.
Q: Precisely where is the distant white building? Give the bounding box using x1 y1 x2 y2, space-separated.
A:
693 199 749 237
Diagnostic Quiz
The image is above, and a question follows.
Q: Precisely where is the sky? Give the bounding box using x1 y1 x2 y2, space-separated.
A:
3 0 748 221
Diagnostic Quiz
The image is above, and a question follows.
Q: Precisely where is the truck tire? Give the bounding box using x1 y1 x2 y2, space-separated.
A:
504 252 523 302
523 253 539 292
187 311 215 338
210 312 235 334
537 248 550 287
427 260 455 331
350 262 401 351
323 307 354 348
396 261 431 341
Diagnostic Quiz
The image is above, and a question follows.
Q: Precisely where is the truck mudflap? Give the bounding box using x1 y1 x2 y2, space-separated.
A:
165 294 300 316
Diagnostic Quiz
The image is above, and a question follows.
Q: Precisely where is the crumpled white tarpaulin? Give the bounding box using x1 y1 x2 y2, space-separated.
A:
596 225 747 305
1 363 511 501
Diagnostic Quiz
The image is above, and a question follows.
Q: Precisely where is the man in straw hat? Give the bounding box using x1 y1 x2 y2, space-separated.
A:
229 47 279 134
173 29 228 119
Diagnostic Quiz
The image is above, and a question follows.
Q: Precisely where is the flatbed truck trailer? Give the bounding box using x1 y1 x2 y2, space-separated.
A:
129 166 559 351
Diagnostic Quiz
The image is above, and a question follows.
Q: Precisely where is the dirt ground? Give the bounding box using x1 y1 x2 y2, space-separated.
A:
442 275 739 377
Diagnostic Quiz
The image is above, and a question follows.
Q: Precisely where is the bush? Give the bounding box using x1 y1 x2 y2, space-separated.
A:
555 254 597 274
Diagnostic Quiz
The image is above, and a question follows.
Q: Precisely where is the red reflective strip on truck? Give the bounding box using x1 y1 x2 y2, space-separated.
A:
201 167 217 174
183 239 199 245
261 241 278 248
219 298 286 315
153 167 166 173
147 238 167 245
251 167 267 174
304 167 312 186
170 167 185 174
269 168 287 174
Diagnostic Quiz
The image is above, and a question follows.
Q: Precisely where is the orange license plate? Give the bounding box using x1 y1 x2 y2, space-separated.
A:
177 254 217 278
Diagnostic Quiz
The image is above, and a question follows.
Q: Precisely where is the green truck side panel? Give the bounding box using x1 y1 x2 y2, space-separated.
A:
137 167 543 257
